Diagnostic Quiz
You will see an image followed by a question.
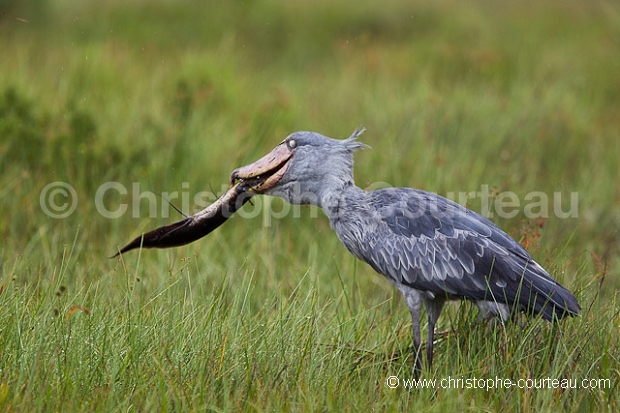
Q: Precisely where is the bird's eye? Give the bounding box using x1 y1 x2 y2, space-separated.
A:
287 139 297 149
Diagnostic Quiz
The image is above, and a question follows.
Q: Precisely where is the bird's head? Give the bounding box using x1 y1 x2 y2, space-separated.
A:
230 127 367 207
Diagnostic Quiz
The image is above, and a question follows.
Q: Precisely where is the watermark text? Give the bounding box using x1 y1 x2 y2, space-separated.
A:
385 375 611 391
40 181 579 222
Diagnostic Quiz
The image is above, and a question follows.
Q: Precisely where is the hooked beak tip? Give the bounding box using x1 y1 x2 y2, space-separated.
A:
229 143 292 193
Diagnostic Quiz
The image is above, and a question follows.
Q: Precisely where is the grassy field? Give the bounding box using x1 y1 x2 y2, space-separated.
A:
1 0 619 410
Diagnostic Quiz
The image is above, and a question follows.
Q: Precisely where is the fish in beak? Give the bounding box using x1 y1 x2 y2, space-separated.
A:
114 141 293 256
113 182 252 256
229 142 292 193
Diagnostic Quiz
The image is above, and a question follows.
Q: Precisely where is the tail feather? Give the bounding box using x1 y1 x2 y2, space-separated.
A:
518 261 580 321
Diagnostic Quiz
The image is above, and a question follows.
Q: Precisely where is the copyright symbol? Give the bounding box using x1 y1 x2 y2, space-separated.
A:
386 376 400 389
40 182 77 219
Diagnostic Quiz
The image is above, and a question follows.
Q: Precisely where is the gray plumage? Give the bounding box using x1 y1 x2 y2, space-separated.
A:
237 128 580 372
118 127 581 374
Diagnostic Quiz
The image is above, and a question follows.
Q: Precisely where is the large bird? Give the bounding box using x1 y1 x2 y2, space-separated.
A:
116 128 580 373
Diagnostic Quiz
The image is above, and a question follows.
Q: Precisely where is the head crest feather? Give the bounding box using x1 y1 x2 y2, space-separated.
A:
343 126 370 151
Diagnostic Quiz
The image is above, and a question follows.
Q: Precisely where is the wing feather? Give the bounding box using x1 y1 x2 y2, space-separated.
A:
338 187 580 320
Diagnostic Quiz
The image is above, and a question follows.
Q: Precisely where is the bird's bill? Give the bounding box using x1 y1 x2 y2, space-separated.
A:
230 143 292 193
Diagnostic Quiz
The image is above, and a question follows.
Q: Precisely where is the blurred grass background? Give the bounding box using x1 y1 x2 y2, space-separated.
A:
0 0 619 411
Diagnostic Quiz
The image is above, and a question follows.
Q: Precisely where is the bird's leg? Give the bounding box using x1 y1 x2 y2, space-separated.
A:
411 318 422 377
424 298 446 371
426 316 436 370
403 291 423 377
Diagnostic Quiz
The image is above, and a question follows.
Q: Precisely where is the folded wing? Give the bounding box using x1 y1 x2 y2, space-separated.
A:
358 188 580 320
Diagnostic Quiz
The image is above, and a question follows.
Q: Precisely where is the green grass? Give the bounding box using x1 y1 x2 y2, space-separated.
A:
1 0 619 410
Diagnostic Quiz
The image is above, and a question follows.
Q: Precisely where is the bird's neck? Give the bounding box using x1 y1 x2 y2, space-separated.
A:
318 181 366 222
